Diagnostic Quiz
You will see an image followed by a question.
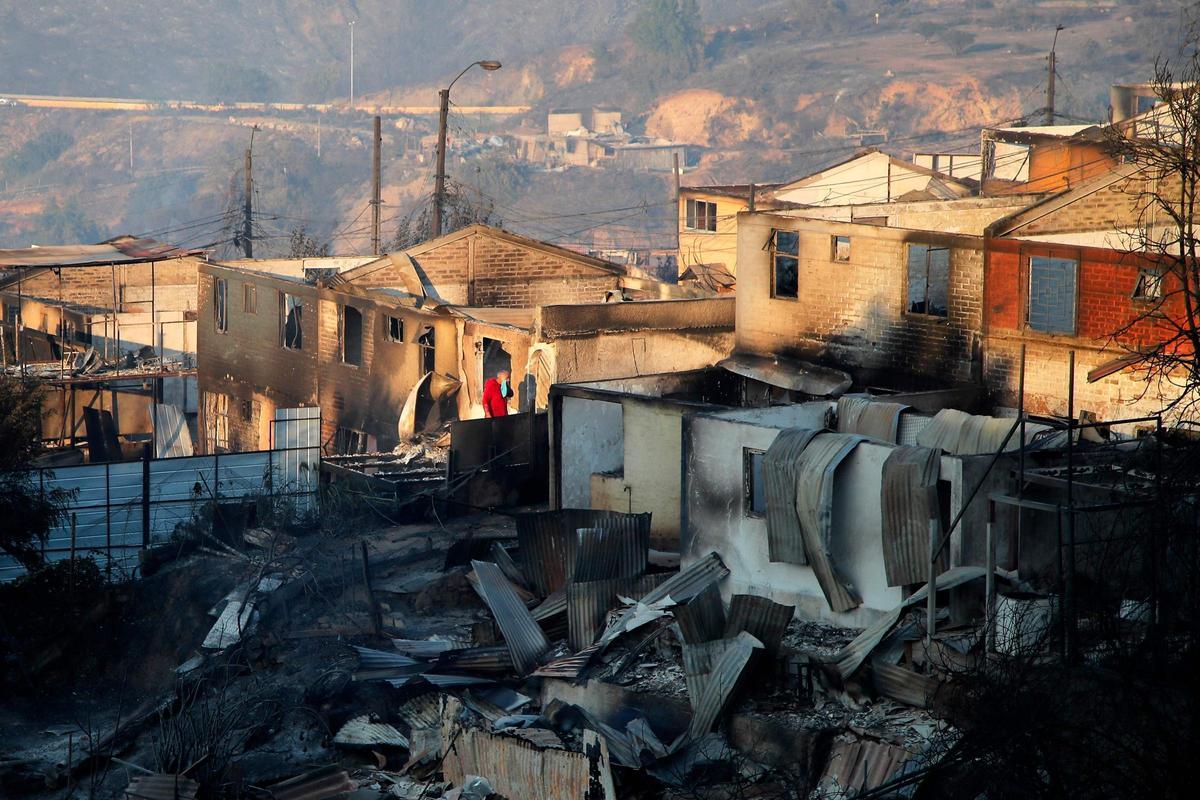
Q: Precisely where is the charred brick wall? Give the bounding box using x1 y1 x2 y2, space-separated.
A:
5 256 201 311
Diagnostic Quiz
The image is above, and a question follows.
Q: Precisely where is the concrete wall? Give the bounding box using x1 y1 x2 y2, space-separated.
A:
774 152 963 206
735 213 984 385
792 195 1041 236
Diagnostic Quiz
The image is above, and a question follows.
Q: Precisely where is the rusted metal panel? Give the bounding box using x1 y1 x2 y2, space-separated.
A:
598 552 729 647
567 574 663 651
124 774 199 800
442 725 616 800
881 446 944 587
723 594 794 655
832 566 987 679
763 428 820 566
266 765 355 800
471 560 550 674
514 509 651 596
837 396 910 443
789 432 865 612
572 523 649 583
674 581 726 645
818 736 913 798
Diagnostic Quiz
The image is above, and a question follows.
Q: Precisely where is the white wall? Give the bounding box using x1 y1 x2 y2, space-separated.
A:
560 396 624 508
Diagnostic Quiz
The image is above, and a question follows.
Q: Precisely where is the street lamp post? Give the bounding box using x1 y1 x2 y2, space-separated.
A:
432 60 501 239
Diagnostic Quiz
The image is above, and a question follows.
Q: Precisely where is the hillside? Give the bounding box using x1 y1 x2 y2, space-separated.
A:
0 0 1185 254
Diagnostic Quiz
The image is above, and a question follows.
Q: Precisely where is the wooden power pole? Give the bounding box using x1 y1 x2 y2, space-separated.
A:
1045 25 1064 126
371 115 382 255
432 88 450 240
243 148 253 258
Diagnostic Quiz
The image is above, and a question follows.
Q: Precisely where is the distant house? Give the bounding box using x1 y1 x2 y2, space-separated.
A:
980 124 1116 194
772 148 976 207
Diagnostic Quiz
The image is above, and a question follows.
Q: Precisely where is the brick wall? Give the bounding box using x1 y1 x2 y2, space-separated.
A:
3 256 201 311
197 265 319 453
735 214 984 385
984 238 1180 421
1012 174 1162 237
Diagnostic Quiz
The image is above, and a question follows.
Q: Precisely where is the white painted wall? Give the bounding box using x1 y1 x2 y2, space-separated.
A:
560 396 624 508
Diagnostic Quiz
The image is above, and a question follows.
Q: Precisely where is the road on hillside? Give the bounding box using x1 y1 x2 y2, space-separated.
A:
0 92 529 117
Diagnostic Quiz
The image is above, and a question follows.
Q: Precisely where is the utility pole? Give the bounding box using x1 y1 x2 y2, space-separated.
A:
1046 24 1064 126
371 115 382 255
432 87 450 239
349 21 356 110
243 148 253 258
673 152 681 254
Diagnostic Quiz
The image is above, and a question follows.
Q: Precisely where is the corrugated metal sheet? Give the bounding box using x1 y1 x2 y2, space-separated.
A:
681 638 733 704
531 588 566 621
399 693 444 730
673 581 726 645
791 432 865 613
333 715 409 748
572 524 649 583
837 396 910 443
471 560 550 674
124 774 199 800
871 661 933 708
385 673 495 689
442 725 615 800
391 638 465 658
881 446 944 587
718 352 852 396
598 552 729 647
514 509 651 596
352 645 424 670
763 428 820 565
567 574 663 651
153 404 194 458
532 642 602 678
832 566 987 679
723 594 794 655
681 631 762 749
435 646 514 674
502 727 566 749
916 408 1050 455
266 765 354 800
491 541 529 589
0 237 199 270
818 736 913 798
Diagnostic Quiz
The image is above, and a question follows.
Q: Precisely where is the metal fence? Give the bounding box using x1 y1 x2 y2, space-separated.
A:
1 407 320 582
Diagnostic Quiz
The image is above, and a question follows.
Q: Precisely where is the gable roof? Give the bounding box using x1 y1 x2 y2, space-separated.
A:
0 236 200 270
336 224 627 287
774 148 977 195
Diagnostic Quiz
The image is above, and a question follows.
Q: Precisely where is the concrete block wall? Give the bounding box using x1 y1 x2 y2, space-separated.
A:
470 234 619 307
8 257 201 311
735 213 983 384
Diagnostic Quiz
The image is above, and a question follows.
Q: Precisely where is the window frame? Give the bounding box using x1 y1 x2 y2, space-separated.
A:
338 304 363 367
279 291 304 350
1025 253 1080 335
832 235 851 263
685 198 718 233
1132 267 1164 301
770 229 799 300
213 277 228 333
743 448 767 519
905 243 951 319
385 314 405 343
243 282 257 314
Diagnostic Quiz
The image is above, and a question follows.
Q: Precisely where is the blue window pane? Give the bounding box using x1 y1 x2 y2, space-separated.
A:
1028 256 1077 334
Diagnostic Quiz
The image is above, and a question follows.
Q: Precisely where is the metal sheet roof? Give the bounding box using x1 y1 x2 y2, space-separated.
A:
471 559 550 674
719 352 852 396
881 446 944 587
0 237 199 269
448 306 537 331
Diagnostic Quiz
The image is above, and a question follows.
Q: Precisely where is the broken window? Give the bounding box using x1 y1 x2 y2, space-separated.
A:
244 282 257 314
204 391 229 452
771 229 799 299
1027 255 1078 334
334 426 370 455
338 305 363 366
1133 268 1163 300
906 244 950 317
418 325 436 374
833 235 851 262
280 292 303 350
482 337 512 385
385 315 404 343
685 198 717 232
214 277 228 333
744 448 766 518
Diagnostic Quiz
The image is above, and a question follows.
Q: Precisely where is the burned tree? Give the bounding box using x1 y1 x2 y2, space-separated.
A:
1103 49 1200 417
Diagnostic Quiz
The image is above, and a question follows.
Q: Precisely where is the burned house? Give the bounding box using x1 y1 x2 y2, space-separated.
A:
0 237 206 456
197 224 733 454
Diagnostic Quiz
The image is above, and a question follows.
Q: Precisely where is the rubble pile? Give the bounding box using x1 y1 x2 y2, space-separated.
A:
0 509 954 799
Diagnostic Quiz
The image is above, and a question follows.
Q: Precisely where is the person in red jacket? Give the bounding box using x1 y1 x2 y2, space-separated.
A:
482 369 513 417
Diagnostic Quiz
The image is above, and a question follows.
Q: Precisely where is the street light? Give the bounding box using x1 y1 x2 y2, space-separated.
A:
432 60 502 238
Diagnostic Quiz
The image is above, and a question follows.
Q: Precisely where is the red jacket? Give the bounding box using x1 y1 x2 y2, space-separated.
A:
482 378 511 417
